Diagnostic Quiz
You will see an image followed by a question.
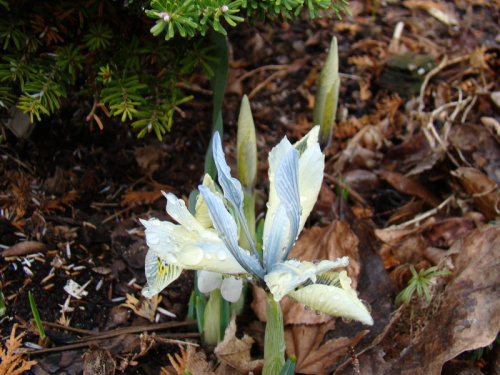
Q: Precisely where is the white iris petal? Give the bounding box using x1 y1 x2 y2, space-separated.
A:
287 271 374 326
197 270 243 303
199 185 265 280
264 258 345 302
220 276 243 303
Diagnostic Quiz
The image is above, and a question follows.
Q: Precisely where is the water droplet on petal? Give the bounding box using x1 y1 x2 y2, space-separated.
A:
178 244 204 266
205 253 213 260
304 305 313 311
315 310 323 316
148 235 160 245
217 250 227 261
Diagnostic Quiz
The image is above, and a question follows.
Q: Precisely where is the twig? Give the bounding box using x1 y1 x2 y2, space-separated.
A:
386 194 454 230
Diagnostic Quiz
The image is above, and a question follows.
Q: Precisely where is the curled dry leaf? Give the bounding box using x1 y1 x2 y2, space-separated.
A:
378 170 441 207
452 167 500 220
120 293 159 322
334 225 500 375
251 221 362 325
214 314 264 374
2 240 46 257
285 319 369 375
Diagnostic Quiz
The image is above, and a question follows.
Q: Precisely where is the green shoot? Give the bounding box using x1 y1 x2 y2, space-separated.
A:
0 291 6 317
395 266 451 306
28 291 46 339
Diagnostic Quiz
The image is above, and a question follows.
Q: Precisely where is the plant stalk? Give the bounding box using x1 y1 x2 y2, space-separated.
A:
263 292 285 375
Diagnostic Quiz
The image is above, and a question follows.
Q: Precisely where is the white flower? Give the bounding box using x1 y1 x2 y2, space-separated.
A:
141 126 373 325
197 271 243 303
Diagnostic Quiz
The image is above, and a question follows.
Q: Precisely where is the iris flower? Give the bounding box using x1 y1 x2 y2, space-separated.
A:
140 126 373 325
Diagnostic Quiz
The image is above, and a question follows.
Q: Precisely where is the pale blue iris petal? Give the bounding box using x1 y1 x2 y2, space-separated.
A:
213 132 258 256
264 260 317 301
213 132 244 210
263 203 290 270
199 185 265 281
274 148 301 262
142 249 182 298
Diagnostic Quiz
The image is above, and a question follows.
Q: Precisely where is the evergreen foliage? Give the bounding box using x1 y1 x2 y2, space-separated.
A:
0 0 350 139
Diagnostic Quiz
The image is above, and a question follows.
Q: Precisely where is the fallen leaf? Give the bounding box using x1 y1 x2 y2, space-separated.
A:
285 320 369 375
120 293 160 322
378 170 441 207
134 145 166 177
1 241 46 257
214 314 263 373
452 167 500 220
334 225 500 375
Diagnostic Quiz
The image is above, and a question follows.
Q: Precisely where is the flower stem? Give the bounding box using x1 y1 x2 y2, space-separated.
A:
263 292 285 375
203 289 221 344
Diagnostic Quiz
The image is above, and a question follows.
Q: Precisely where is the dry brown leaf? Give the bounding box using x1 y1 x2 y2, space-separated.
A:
1 241 46 257
452 167 500 220
120 293 159 322
334 224 500 375
134 145 167 177
378 170 441 207
285 320 369 375
252 221 361 325
0 324 37 375
214 314 264 373
121 190 164 206
167 345 213 375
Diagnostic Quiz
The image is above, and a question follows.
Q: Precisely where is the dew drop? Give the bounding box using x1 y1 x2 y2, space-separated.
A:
312 259 320 265
304 305 313 311
148 235 160 245
216 250 227 261
300 196 307 202
333 294 341 301
315 310 323 316
178 244 204 266
205 253 213 260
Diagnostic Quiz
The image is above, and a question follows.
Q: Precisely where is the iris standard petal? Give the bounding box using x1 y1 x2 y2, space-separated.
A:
199 185 265 281
194 174 218 229
142 249 182 298
140 218 245 274
263 137 293 256
287 271 373 325
274 148 301 261
263 204 290 270
296 143 324 234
